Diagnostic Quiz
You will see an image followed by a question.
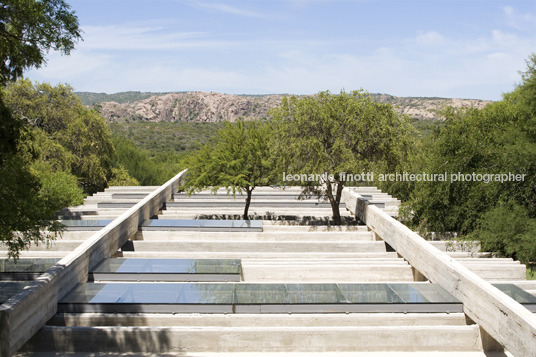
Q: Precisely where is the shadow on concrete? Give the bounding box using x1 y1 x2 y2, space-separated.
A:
194 213 359 226
19 309 172 354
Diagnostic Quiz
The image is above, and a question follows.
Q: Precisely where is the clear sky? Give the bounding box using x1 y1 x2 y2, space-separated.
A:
26 0 536 100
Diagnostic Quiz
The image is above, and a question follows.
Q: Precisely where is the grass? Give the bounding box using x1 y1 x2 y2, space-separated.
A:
527 265 536 280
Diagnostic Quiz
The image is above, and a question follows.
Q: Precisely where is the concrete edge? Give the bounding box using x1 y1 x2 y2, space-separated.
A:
342 188 536 356
0 169 187 355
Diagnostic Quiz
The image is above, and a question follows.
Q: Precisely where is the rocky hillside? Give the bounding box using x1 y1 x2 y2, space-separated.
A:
79 91 492 123
371 94 492 120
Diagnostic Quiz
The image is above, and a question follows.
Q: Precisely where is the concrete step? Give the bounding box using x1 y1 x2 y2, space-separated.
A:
241 264 414 282
158 214 354 220
59 232 98 240
455 258 515 262
0 250 71 258
133 231 375 242
260 223 369 232
123 241 387 253
62 215 121 220
429 241 481 253
463 264 526 281
169 199 344 207
447 252 493 258
48 312 469 327
0 241 82 251
161 208 353 215
105 186 159 192
13 352 513 357
242 258 408 264
120 252 399 260
22 325 483 353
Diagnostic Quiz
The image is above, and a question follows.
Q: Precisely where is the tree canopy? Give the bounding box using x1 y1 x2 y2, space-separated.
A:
400 54 536 264
0 79 120 258
270 90 415 224
4 79 115 193
183 120 272 219
0 0 81 85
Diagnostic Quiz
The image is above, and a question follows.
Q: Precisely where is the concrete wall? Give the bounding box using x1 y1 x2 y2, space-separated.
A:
0 170 187 356
342 188 536 356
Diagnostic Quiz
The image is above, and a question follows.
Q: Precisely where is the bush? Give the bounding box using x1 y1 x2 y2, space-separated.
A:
469 201 536 264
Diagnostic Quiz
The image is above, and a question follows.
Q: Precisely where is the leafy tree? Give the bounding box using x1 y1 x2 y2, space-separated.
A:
0 1 81 259
0 97 63 260
184 120 272 219
401 54 536 264
108 166 140 186
111 134 182 186
469 201 536 264
0 0 81 85
4 80 115 193
270 90 414 224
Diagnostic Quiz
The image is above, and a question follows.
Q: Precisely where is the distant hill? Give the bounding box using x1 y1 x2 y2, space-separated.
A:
76 91 492 123
76 91 175 106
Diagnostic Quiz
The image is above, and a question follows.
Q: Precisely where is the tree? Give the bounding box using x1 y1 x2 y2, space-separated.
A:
0 79 117 259
0 95 63 260
4 80 115 193
0 1 81 259
0 0 81 85
111 134 182 186
184 120 272 219
401 54 536 264
270 90 414 224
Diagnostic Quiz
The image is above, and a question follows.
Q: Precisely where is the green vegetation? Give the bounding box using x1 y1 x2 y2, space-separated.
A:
184 120 272 219
0 80 126 258
109 122 225 154
410 118 444 138
0 0 81 85
76 91 175 106
527 267 536 280
0 0 82 259
396 54 536 265
4 80 116 193
111 134 183 186
270 90 415 224
0 0 532 268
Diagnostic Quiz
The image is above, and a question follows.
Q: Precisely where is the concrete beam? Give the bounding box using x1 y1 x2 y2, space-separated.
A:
23 325 482 353
0 170 187 356
342 188 536 356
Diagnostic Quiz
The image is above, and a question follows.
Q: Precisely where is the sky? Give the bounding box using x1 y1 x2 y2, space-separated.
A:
26 0 536 100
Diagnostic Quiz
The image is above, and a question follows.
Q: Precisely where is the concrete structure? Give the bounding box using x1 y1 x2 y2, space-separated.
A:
0 171 186 356
0 178 533 355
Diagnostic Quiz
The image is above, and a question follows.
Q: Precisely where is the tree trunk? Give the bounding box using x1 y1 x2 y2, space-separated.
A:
243 186 253 220
326 181 343 225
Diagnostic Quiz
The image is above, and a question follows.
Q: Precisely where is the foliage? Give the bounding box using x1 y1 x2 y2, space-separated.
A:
0 119 63 260
0 0 81 85
111 134 182 186
109 121 225 154
36 168 84 207
4 79 115 193
410 118 444 138
76 91 175 106
0 2 81 259
399 53 536 264
183 120 273 219
270 90 415 224
108 166 140 186
469 201 536 264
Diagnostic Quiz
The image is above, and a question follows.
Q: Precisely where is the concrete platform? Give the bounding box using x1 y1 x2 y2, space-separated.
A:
13 352 514 357
21 325 483 353
122 241 388 253
133 231 375 242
